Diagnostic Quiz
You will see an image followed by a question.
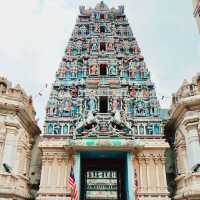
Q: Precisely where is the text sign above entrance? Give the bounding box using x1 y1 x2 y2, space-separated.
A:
86 170 118 200
68 139 142 148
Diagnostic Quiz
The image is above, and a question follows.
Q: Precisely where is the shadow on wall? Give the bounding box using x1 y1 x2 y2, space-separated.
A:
165 125 176 199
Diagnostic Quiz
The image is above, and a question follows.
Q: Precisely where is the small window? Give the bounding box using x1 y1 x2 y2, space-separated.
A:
154 124 160 135
63 124 69 135
100 42 106 51
100 64 107 75
100 14 104 19
99 96 108 113
100 25 105 33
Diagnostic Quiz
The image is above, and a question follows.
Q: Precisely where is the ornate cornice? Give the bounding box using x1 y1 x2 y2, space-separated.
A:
0 103 40 137
168 95 200 129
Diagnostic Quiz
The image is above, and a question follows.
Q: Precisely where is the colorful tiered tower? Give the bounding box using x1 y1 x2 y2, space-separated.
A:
39 2 170 200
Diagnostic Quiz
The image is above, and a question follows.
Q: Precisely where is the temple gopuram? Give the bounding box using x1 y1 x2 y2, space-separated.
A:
38 2 170 200
1 2 200 200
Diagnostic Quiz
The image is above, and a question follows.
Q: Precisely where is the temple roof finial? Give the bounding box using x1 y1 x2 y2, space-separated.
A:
95 1 109 11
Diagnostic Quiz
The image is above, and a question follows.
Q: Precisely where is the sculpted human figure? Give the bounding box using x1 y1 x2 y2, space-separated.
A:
66 47 71 56
89 124 97 137
71 66 77 78
70 86 78 98
112 98 119 112
107 41 113 50
91 42 98 53
88 91 97 111
130 67 136 78
130 87 136 97
109 64 117 75
142 88 149 98
90 63 97 75
65 98 72 112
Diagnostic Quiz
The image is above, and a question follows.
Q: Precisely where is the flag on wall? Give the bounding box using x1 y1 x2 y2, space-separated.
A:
68 167 78 200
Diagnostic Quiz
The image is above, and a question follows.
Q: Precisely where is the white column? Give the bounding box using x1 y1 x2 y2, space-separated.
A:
2 129 17 170
145 157 151 192
74 152 81 198
154 158 160 192
161 158 168 192
184 121 200 170
127 152 134 200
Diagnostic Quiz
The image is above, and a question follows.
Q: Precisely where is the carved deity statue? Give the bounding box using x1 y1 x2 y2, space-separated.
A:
142 88 149 99
65 97 72 112
88 92 97 111
80 25 87 35
89 124 97 137
112 98 119 112
91 42 98 53
57 67 66 79
66 47 71 56
107 41 113 51
135 101 145 115
70 86 78 98
71 66 77 78
90 62 98 75
109 64 117 75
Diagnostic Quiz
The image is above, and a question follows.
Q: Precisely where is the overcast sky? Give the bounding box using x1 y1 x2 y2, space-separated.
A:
0 0 199 128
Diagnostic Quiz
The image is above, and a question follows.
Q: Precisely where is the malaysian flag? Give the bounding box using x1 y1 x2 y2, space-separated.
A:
68 167 78 200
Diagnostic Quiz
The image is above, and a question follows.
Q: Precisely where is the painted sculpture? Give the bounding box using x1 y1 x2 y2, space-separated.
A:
45 1 162 137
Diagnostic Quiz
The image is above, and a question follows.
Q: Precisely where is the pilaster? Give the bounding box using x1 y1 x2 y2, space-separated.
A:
183 116 200 170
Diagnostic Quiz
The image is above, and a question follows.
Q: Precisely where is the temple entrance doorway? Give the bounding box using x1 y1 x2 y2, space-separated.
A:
99 96 108 113
80 152 127 200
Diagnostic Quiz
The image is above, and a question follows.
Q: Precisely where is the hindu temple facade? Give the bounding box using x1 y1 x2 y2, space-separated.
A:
167 73 200 200
0 77 41 200
38 2 170 200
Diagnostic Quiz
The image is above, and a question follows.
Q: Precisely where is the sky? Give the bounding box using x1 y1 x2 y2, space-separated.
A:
0 0 199 128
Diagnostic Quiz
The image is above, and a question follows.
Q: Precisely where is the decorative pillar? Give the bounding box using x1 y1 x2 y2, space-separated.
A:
182 145 188 173
154 157 160 192
47 156 54 187
74 152 80 198
138 157 147 193
184 119 200 170
161 157 168 192
136 125 139 135
145 157 151 192
0 127 6 168
2 128 17 170
57 156 63 188
40 155 47 190
143 124 147 135
127 152 134 200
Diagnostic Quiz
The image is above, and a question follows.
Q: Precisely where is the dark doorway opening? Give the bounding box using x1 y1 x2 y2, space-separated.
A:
100 42 106 51
100 25 105 33
81 156 127 200
99 96 108 113
100 14 104 19
100 64 107 75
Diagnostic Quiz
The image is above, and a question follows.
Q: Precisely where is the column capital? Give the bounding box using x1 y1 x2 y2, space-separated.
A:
145 157 151 164
160 158 166 164
41 156 47 164
137 157 146 164
153 157 160 164
47 156 54 163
